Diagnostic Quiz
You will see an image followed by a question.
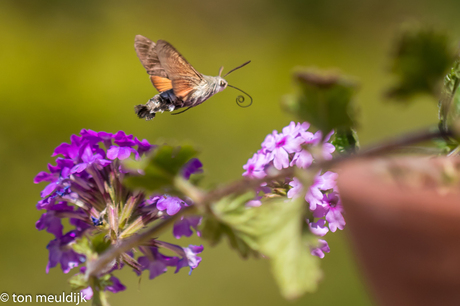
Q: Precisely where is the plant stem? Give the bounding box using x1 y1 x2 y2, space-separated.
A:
86 126 451 278
320 127 452 169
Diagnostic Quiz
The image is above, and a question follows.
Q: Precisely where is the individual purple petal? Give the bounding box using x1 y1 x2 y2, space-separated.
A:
309 219 329 237
282 121 310 138
246 198 262 207
156 241 202 271
281 121 297 136
80 145 95 163
306 189 323 211
140 195 161 208
98 131 114 148
80 129 103 145
312 203 329 218
36 212 63 238
300 130 317 144
182 158 203 179
41 181 59 198
173 216 201 238
261 132 276 151
326 207 345 232
316 171 338 190
135 137 155 156
175 245 204 274
283 135 304 153
243 153 269 178
46 231 85 273
156 196 185 215
36 203 74 237
290 150 313 169
322 143 336 160
53 142 80 160
138 257 166 279
81 287 93 300
138 247 179 279
310 239 330 259
324 130 334 142
107 146 136 160
287 177 302 199
37 197 57 210
34 171 56 184
70 163 88 174
106 276 126 293
323 193 345 232
272 146 290 170
113 131 136 147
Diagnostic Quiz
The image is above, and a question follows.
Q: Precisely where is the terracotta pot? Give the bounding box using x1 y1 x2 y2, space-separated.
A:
337 157 460 306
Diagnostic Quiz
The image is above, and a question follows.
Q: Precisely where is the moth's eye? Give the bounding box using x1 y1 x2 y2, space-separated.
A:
220 81 226 87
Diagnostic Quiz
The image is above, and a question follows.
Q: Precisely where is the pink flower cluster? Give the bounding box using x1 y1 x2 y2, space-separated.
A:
243 122 345 258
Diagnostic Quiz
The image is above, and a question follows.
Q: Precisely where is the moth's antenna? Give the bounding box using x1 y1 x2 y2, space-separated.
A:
227 84 253 108
218 66 224 77
223 60 251 77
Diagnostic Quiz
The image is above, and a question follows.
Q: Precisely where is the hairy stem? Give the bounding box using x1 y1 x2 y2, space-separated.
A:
87 126 452 278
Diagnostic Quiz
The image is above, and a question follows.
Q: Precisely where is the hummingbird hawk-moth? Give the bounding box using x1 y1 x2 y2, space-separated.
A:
134 35 252 120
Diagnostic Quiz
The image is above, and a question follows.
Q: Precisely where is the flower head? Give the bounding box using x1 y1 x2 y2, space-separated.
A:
35 129 204 297
242 122 343 258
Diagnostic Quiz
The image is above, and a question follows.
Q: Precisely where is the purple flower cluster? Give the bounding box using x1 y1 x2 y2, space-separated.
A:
242 122 344 258
35 130 203 297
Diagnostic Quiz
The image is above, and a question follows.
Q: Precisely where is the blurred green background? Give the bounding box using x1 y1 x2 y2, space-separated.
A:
0 0 458 305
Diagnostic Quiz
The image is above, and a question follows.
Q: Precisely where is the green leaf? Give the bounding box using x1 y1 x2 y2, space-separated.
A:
254 197 322 299
201 192 259 258
124 145 198 192
202 192 322 299
331 127 360 154
283 69 358 137
387 25 455 100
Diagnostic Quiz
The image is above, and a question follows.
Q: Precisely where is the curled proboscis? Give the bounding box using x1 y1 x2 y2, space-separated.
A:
228 84 253 108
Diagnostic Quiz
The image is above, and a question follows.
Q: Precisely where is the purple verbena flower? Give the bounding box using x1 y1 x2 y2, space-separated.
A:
35 129 204 297
175 245 204 274
156 195 186 215
156 241 204 275
138 247 180 280
262 131 304 170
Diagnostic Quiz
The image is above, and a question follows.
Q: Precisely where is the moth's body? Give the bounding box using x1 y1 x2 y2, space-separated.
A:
137 75 227 115
134 35 230 120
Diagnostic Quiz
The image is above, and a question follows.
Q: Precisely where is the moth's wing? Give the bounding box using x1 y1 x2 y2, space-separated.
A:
150 76 173 93
134 35 172 92
156 40 204 101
